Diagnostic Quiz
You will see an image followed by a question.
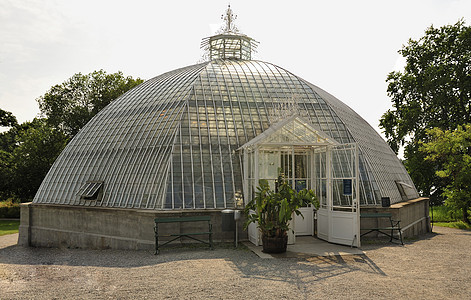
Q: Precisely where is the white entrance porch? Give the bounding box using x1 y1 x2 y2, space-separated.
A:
239 115 360 247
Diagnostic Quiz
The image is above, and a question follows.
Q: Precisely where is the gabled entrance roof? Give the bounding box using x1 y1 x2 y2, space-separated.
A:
239 115 339 150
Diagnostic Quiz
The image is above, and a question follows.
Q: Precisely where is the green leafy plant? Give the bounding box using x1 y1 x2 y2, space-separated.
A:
380 20 471 202
244 177 318 238
421 124 471 224
430 205 465 223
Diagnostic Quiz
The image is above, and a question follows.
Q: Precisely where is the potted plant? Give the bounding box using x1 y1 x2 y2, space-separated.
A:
244 176 319 253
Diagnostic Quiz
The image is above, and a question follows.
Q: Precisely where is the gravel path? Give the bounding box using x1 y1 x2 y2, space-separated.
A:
1 226 470 299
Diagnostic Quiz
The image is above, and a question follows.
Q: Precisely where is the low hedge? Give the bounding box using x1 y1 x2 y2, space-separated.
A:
0 204 20 219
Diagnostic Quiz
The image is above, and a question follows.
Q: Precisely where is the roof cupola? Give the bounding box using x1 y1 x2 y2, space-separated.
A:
201 5 258 61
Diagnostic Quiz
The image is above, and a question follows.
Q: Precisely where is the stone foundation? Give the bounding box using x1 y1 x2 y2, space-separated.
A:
360 197 431 239
18 203 245 250
19 197 430 250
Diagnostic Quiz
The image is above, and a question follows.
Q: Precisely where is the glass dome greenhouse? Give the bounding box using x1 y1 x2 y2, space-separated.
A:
33 7 418 212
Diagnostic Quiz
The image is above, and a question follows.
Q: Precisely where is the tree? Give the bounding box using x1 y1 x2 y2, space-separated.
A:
38 70 143 138
0 109 18 199
1 112 52 200
1 70 143 201
0 149 13 200
420 125 471 223
380 20 471 202
0 108 17 127
8 118 68 200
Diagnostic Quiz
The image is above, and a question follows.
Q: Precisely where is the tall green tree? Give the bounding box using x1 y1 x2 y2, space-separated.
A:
38 70 143 138
380 20 471 202
0 149 13 200
0 109 17 127
1 71 143 201
421 125 471 223
0 109 18 199
1 117 68 200
8 118 68 200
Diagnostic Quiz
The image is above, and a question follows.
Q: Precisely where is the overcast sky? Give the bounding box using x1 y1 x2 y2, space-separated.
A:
1 0 470 135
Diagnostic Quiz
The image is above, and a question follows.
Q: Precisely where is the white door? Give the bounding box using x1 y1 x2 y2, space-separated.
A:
295 206 314 236
316 143 360 247
292 152 314 236
248 216 261 246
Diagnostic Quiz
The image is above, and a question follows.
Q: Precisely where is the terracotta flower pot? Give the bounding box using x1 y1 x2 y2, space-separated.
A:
262 234 288 253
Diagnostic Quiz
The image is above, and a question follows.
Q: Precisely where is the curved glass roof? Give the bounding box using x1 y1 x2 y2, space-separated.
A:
33 59 418 209
33 6 418 209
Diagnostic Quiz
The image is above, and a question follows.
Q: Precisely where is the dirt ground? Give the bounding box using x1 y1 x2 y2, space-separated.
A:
1 226 470 299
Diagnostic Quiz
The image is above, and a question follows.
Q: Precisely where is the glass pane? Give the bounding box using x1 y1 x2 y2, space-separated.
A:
259 150 279 180
295 154 306 178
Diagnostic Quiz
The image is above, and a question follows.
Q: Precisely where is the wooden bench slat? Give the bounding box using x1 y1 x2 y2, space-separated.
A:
159 232 212 237
361 213 392 218
155 216 211 223
366 227 398 230
170 232 211 236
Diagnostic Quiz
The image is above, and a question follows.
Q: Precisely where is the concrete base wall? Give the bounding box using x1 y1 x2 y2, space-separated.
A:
360 197 431 239
19 203 246 251
19 198 431 250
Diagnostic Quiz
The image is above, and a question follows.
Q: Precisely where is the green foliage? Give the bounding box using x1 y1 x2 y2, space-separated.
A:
0 109 17 127
421 125 471 224
0 200 20 219
0 198 20 207
37 69 143 138
10 119 69 200
1 69 142 202
0 149 13 199
433 221 471 231
403 143 447 206
430 205 464 222
0 220 20 236
0 118 68 201
380 20 471 200
244 178 318 238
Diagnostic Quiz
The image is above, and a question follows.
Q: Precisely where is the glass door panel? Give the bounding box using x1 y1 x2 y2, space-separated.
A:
258 150 280 191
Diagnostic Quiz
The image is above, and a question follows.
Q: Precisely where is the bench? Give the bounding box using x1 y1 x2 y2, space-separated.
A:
154 216 213 255
360 213 403 245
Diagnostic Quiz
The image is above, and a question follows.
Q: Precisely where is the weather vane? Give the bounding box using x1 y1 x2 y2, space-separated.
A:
221 4 239 33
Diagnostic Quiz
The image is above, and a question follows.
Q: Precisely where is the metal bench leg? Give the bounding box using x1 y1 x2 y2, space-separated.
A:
154 224 159 255
394 220 403 245
209 222 213 250
389 218 394 242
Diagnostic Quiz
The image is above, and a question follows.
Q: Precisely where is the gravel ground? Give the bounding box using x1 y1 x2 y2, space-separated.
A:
1 226 470 299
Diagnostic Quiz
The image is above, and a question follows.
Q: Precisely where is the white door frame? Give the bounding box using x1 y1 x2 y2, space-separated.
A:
317 143 360 247
239 116 359 246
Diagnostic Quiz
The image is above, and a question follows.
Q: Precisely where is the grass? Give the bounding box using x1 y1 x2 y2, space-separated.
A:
0 220 20 236
431 205 471 230
430 205 461 222
433 221 471 230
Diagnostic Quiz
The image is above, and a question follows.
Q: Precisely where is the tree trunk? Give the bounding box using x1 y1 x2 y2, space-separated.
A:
463 206 470 224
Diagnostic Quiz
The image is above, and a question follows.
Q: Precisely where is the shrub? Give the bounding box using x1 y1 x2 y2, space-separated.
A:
0 199 20 218
430 205 470 223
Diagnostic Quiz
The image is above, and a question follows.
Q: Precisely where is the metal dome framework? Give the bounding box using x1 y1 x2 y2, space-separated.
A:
33 58 418 210
33 5 418 211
